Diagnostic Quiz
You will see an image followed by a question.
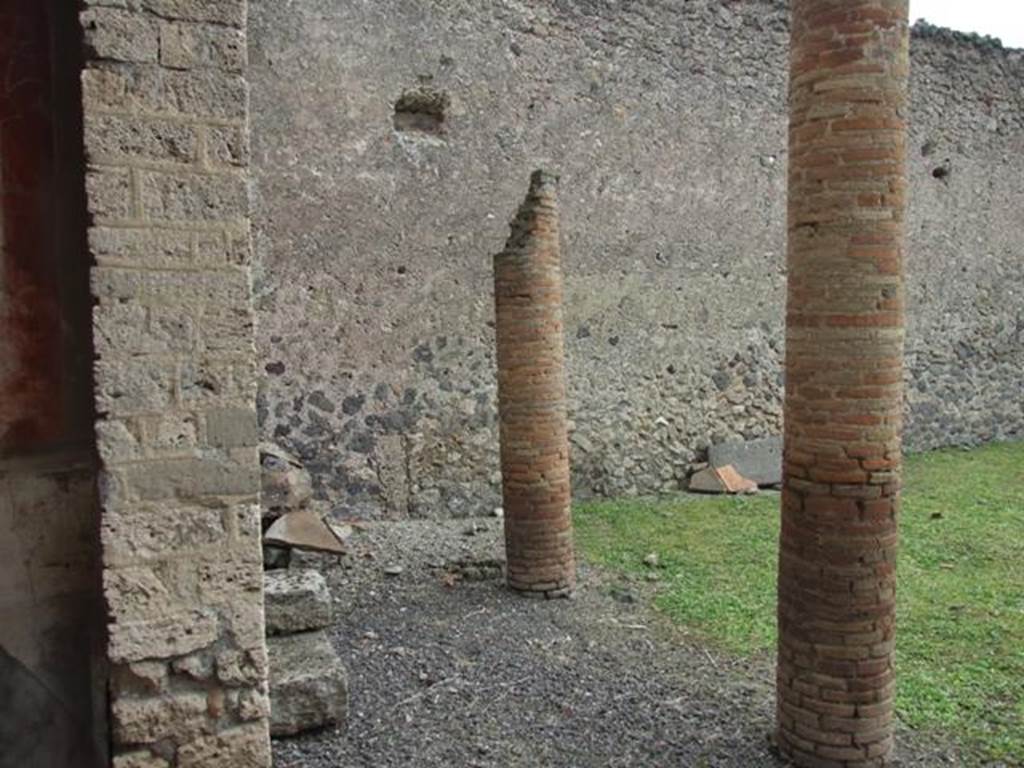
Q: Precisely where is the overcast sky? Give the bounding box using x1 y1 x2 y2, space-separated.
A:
910 0 1024 48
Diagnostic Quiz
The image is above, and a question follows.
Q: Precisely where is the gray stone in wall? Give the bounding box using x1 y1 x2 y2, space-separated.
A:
263 569 332 635
268 631 348 737
708 436 782 487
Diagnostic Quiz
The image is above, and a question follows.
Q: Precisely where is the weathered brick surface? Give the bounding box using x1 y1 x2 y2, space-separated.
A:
778 2 909 767
81 0 270 764
493 171 575 597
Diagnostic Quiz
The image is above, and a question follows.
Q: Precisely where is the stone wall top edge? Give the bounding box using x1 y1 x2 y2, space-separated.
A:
911 20 1022 56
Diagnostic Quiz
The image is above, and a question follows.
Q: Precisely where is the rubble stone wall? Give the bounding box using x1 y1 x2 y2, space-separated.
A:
248 0 1024 517
81 0 272 764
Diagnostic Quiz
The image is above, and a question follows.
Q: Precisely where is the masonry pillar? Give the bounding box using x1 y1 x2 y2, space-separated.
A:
494 170 575 598
777 2 909 766
80 0 272 764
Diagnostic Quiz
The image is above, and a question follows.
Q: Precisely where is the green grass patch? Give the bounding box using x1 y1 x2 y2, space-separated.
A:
574 442 1024 764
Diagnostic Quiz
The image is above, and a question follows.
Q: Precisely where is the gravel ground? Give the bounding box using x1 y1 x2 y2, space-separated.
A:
271 518 962 768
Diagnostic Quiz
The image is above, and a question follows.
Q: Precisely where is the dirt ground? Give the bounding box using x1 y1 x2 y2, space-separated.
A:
271 518 963 768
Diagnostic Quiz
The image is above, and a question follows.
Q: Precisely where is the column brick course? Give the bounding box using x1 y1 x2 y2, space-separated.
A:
493 171 575 598
81 0 270 764
778 2 909 767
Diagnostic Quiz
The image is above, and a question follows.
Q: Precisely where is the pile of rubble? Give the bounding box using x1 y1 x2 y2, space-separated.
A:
260 444 349 737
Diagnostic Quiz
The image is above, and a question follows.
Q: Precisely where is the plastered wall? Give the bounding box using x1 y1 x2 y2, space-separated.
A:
0 2 105 765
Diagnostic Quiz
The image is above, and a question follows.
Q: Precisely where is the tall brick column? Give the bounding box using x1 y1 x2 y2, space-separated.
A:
777 2 909 766
81 1 271 765
494 170 575 598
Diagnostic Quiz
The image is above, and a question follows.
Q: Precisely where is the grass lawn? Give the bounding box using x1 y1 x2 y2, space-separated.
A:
574 441 1024 765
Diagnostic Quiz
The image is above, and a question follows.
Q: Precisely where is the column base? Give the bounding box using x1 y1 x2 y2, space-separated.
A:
777 728 896 768
507 581 575 600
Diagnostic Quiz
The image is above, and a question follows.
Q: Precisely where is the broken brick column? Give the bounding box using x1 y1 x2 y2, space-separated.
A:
493 170 575 598
777 2 909 766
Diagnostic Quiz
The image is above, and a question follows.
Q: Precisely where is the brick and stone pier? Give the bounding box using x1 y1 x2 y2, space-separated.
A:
493 170 575 598
777 1 910 766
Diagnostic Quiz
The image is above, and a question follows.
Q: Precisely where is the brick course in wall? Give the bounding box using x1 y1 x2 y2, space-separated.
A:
494 171 575 598
777 1 909 766
80 0 272 764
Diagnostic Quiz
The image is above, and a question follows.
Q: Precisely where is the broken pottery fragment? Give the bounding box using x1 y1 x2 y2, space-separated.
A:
688 464 758 494
264 509 347 554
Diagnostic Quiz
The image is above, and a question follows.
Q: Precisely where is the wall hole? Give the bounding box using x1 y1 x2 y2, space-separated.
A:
393 87 449 134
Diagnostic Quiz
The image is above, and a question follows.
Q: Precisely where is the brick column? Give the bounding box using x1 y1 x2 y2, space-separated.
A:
80 1 271 765
493 170 575 598
777 2 909 766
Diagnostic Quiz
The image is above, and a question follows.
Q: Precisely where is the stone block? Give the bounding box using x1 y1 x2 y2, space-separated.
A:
90 226 195 267
268 631 348 737
231 687 272 723
206 124 251 167
110 448 259 502
263 569 332 635
112 661 168 696
86 167 133 221
159 69 249 120
207 406 259 448
93 266 251 309
179 356 257 406
95 417 145 463
216 646 267 687
102 503 228 564
105 563 178 621
709 435 783 486
82 65 248 121
177 722 271 768
113 751 170 768
142 0 246 27
140 169 249 222
221 594 269 650
200 304 256 352
138 411 201 454
105 606 219 665
86 113 200 164
94 300 196 357
160 21 247 72
94 357 176 416
110 691 208 744
82 8 159 63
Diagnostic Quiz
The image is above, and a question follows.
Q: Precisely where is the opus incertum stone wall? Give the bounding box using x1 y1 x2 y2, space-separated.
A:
494 171 575 598
777 2 909 766
80 1 272 765
249 1 1023 519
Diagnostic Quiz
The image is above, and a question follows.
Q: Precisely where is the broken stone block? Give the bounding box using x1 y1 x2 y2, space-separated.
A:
260 443 313 517
689 466 727 493
264 509 347 555
268 631 348 737
688 464 758 494
708 436 782 486
264 569 332 635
